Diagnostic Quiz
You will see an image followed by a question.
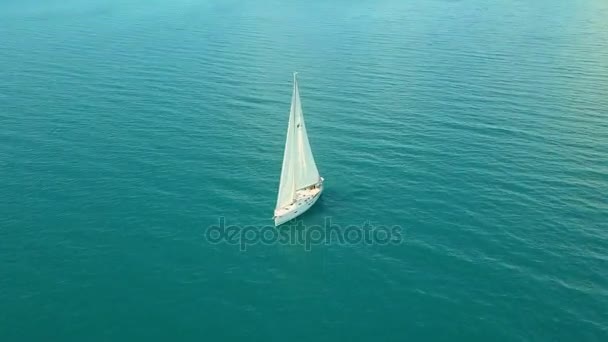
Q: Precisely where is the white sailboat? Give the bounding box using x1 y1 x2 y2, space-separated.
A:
274 73 324 226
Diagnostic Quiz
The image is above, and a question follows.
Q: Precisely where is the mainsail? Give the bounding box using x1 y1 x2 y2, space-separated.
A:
276 73 320 210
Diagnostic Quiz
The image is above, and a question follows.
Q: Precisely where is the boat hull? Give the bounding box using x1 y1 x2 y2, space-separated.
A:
274 181 323 226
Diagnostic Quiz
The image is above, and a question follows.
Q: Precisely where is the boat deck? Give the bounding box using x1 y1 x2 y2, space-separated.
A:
274 187 321 217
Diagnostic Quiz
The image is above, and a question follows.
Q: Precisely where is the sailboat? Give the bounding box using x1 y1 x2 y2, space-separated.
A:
274 73 324 226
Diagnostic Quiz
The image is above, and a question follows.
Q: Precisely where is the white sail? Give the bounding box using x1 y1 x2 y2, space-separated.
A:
275 73 320 210
276 80 298 209
292 75 320 189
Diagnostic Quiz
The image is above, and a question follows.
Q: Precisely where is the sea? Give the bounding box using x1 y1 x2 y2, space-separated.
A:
1 0 607 341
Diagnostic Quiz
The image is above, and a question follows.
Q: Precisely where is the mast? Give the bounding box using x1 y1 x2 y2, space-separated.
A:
290 72 298 200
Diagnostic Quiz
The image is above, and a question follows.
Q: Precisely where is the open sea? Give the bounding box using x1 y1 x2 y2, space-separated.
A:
1 0 607 340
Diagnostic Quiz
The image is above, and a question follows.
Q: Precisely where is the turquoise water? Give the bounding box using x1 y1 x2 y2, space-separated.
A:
1 0 608 340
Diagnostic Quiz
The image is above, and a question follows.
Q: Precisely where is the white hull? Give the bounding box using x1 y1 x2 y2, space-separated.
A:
274 179 323 226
